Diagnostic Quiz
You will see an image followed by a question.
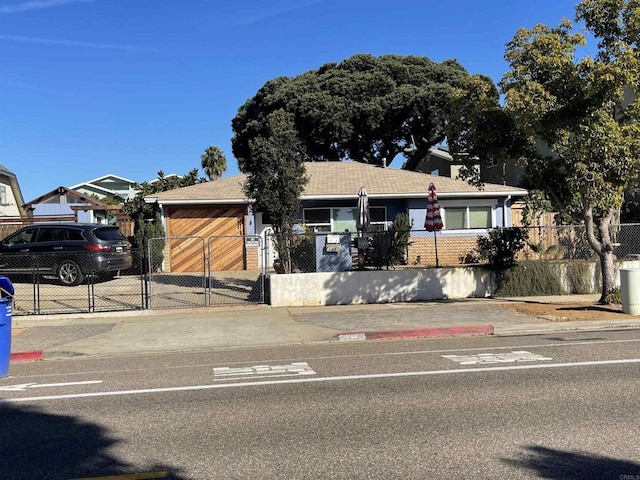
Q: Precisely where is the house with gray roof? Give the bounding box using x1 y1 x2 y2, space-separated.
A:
0 165 26 218
70 174 138 202
146 162 527 272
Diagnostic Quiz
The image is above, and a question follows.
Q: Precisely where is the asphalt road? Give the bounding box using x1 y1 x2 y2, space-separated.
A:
2 330 640 479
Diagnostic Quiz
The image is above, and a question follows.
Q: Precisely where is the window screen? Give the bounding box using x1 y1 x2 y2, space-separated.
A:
445 208 466 229
469 207 491 228
304 209 330 224
370 207 386 223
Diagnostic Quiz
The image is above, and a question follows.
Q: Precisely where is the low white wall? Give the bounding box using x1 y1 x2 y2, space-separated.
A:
268 267 494 307
268 260 640 307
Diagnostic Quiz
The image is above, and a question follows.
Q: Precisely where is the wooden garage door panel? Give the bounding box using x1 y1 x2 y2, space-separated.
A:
167 206 245 272
168 206 244 238
209 236 244 271
168 237 206 273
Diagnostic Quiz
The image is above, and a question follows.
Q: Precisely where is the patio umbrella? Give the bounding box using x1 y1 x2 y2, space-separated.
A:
356 187 370 269
356 187 370 233
424 182 443 267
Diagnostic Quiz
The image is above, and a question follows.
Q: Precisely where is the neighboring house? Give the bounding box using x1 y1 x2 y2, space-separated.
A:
70 174 138 202
24 186 117 224
145 162 527 272
405 145 526 187
407 145 465 178
0 164 26 218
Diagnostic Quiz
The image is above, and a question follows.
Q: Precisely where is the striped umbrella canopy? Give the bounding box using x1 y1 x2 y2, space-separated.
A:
424 183 443 232
356 187 370 232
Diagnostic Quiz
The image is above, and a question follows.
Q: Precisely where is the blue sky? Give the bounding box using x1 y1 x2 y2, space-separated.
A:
1 0 583 202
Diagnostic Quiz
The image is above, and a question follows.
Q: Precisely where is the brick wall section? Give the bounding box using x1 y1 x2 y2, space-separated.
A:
408 235 480 266
245 245 259 270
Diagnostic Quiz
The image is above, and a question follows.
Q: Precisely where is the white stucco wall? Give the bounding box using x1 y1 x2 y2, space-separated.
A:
268 260 640 307
268 267 494 306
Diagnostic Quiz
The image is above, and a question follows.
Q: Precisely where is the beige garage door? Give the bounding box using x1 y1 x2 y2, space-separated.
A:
166 206 246 272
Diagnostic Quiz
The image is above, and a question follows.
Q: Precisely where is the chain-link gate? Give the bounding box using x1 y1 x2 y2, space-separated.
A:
147 236 207 309
207 235 264 305
146 235 265 309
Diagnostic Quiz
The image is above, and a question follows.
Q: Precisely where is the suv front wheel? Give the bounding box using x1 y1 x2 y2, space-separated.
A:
57 260 84 286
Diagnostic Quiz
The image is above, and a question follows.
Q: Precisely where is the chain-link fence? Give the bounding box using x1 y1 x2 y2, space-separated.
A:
6 251 145 315
264 224 640 272
8 225 640 314
4 232 267 314
146 235 265 310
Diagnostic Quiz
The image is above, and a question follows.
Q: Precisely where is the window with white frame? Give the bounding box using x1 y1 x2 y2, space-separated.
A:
444 206 492 229
304 208 332 232
303 206 388 232
369 206 387 231
0 186 6 205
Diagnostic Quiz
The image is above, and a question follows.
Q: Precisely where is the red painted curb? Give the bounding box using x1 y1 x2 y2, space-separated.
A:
341 325 494 341
10 351 44 362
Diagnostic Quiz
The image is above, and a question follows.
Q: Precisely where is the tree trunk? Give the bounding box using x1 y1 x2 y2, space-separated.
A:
583 202 617 304
598 249 617 304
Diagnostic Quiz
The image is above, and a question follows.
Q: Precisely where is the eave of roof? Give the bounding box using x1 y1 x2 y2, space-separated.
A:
146 162 527 205
70 173 136 188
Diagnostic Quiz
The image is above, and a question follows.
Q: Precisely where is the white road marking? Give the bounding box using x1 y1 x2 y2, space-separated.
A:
0 380 103 392
442 350 552 365
8 339 638 381
2 359 639 403
213 362 316 379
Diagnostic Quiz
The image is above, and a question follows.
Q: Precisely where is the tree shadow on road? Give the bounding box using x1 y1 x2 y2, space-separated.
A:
0 403 190 480
502 445 640 480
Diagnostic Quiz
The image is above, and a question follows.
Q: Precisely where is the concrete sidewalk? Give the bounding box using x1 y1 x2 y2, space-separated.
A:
8 295 640 361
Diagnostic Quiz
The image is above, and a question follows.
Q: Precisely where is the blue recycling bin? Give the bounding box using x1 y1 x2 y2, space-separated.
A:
0 276 14 378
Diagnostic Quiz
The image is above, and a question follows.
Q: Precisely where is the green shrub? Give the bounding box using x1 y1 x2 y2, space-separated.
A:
389 212 412 266
566 261 594 294
495 261 563 297
477 228 528 269
604 287 621 304
133 211 165 273
290 231 315 272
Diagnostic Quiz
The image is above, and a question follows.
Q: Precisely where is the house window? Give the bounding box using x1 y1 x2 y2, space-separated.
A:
369 207 387 231
486 157 499 168
444 206 492 229
303 206 388 232
304 208 332 232
0 186 6 205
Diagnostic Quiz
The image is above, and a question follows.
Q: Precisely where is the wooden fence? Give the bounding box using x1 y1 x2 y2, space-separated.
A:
0 214 135 240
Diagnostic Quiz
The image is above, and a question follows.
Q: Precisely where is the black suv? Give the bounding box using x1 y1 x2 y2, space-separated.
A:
0 223 133 286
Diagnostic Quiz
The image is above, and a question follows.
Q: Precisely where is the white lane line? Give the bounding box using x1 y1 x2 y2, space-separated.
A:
8 339 639 382
2 359 639 404
0 380 103 392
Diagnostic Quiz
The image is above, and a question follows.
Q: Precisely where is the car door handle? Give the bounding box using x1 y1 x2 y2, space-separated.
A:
19 249 30 252
53 247 63 250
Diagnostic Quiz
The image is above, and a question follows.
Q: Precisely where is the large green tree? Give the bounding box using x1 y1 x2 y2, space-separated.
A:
458 0 640 303
447 74 532 187
200 145 227 181
242 109 309 273
231 53 469 170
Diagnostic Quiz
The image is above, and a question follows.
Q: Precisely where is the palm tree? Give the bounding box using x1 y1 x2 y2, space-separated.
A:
200 146 227 181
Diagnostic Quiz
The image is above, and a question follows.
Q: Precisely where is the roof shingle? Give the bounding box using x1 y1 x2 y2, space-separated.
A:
149 162 527 204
